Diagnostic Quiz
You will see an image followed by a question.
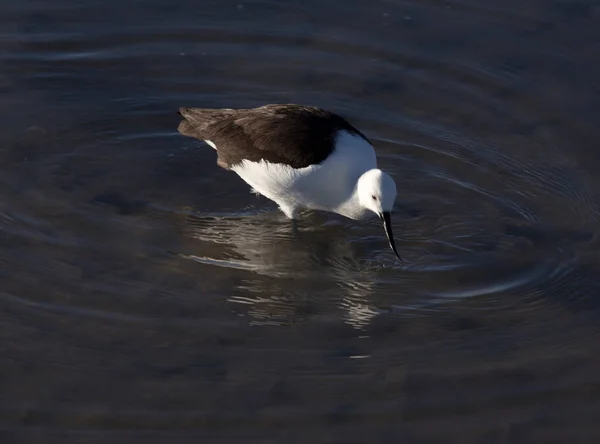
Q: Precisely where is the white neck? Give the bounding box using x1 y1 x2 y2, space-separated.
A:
333 184 372 220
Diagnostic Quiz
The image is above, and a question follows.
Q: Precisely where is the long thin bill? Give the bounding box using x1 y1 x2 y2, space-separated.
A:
382 211 402 261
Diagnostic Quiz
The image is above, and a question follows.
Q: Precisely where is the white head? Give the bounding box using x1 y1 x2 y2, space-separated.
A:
358 169 397 214
357 169 401 260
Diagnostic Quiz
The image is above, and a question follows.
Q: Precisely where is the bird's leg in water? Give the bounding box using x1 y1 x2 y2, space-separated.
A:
290 218 299 235
278 203 300 234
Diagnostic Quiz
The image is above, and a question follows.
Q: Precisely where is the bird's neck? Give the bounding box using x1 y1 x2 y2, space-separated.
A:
334 185 372 220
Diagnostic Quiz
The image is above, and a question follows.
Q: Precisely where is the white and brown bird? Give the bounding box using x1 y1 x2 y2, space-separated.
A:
177 104 401 260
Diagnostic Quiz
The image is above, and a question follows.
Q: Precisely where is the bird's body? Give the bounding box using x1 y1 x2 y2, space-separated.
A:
177 104 401 259
230 130 376 220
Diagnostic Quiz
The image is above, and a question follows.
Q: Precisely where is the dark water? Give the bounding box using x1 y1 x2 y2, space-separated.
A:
2 0 600 442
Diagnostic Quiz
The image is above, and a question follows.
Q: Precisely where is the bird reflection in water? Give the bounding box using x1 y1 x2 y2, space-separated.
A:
173 209 387 329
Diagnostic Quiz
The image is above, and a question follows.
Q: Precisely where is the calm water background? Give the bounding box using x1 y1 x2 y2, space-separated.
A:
2 0 600 442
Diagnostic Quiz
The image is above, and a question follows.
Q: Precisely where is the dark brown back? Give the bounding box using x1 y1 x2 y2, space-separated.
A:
177 104 370 169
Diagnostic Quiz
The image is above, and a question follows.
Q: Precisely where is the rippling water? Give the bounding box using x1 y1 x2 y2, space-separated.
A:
2 0 600 441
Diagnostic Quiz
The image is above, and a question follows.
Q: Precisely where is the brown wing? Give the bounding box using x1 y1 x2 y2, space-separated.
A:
177 104 369 170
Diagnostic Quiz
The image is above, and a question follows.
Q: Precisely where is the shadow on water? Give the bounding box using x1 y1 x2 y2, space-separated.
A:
1 0 600 441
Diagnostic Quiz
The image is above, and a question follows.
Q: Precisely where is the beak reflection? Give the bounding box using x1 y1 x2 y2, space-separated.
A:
380 211 402 261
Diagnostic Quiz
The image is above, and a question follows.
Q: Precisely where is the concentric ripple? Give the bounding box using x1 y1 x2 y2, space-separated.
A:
2 0 598 328
2 0 600 440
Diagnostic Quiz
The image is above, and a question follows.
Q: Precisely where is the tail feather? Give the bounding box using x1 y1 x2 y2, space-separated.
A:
177 119 200 138
177 107 236 139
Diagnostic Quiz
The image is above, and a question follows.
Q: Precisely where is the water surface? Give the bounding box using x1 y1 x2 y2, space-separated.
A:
1 0 600 442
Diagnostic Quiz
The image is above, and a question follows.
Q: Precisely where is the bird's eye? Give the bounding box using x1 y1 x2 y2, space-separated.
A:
371 195 377 200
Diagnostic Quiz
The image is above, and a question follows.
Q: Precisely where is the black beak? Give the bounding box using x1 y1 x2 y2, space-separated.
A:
381 211 402 261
